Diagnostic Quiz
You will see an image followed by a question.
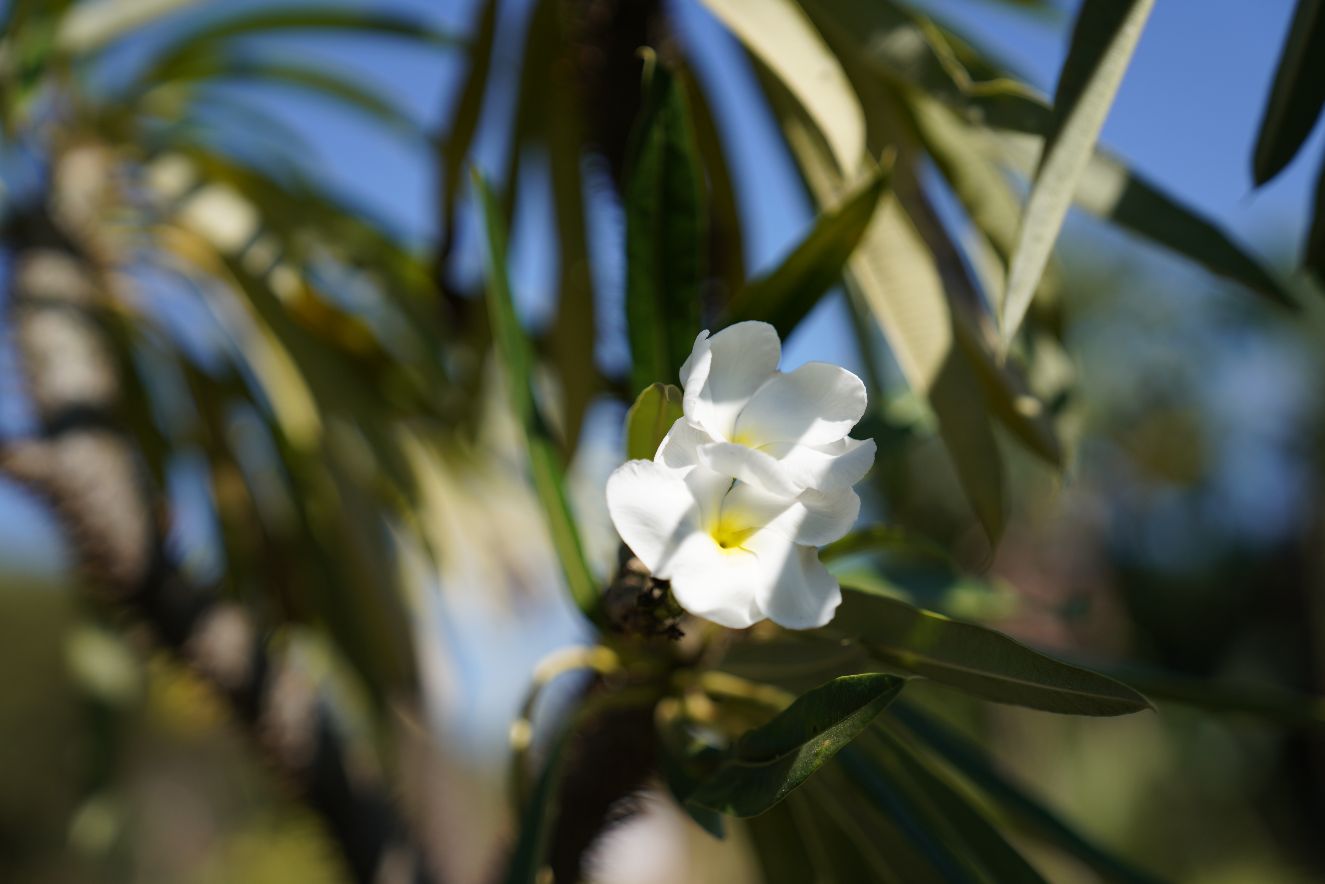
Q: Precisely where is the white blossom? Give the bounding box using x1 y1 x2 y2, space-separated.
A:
605 323 875 630
678 321 875 498
606 421 859 629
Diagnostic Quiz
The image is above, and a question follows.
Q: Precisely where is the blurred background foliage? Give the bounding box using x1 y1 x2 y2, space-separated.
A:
2 0 1325 881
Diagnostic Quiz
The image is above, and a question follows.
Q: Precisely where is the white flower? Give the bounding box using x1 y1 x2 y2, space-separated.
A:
606 421 860 629
678 321 876 499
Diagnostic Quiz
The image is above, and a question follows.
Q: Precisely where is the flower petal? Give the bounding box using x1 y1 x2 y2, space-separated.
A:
697 441 802 498
682 322 781 440
747 533 842 629
762 436 877 494
605 460 700 574
722 482 860 547
735 362 867 447
654 417 712 469
666 534 764 628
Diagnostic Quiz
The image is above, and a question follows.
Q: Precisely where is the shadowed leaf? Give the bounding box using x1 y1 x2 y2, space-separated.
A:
624 383 683 461
1252 0 1325 186
1001 0 1154 346
474 171 599 617
625 64 706 394
689 673 904 817
828 588 1151 715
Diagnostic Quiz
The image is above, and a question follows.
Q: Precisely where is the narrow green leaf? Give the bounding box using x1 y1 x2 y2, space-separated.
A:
868 731 1049 884
838 745 984 883
798 778 916 883
1089 661 1325 728
680 62 747 305
656 709 727 839
893 704 1165 884
130 7 458 80
844 198 1006 540
473 171 599 617
625 63 706 395
819 0 1292 306
700 0 865 173
1001 0 1154 346
744 800 819 884
688 673 904 817
624 383 683 461
828 588 1151 715
820 524 951 565
756 14 1009 539
538 0 598 452
724 164 890 339
1253 0 1325 185
991 125 1294 306
903 91 1048 317
439 0 498 266
503 723 575 884
150 57 423 139
1309 155 1325 282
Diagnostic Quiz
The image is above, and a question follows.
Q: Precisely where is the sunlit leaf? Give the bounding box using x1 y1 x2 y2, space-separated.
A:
688 673 904 817
1000 0 1154 346
473 171 600 617
1252 0 1325 186
699 0 865 174
625 63 706 394
814 0 1292 306
624 382 683 461
827 588 1151 715
723 162 889 339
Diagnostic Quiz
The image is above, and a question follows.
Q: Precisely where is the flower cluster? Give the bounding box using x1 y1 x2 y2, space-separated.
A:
607 321 875 629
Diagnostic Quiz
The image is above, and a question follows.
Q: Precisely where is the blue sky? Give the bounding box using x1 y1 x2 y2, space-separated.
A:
2 0 1318 575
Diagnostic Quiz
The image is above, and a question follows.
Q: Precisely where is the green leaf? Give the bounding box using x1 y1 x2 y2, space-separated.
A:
1253 0 1325 185
756 13 1010 539
844 197 1007 540
743 800 819 884
991 124 1294 307
148 56 424 139
816 0 1292 306
129 6 458 80
625 63 706 395
1309 155 1325 282
502 722 575 884
700 0 864 173
1001 0 1154 346
688 673 904 817
507 0 598 454
473 171 600 617
837 745 983 882
681 62 747 305
438 0 498 269
820 524 952 565
724 163 890 339
865 731 1048 883
827 588 1151 715
892 704 1164 884
624 383 683 461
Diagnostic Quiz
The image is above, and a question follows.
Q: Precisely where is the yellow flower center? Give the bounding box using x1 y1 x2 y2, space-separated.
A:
708 515 755 553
